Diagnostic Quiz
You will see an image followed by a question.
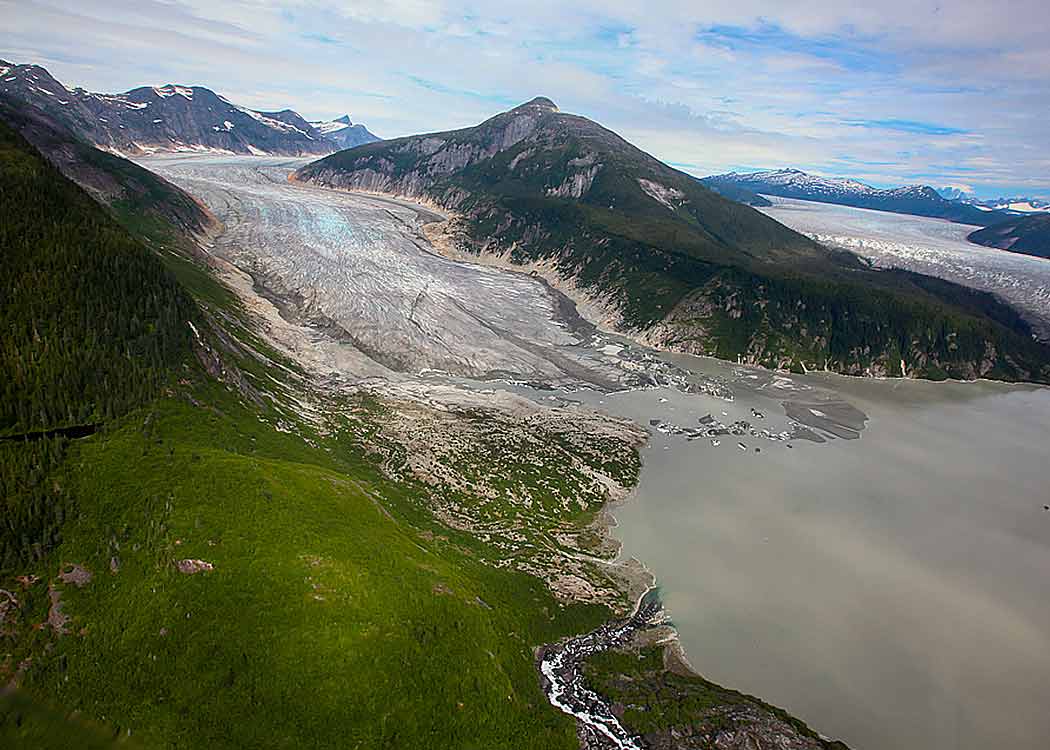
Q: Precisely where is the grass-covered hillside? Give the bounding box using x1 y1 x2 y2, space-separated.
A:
0 108 862 750
0 115 616 749
296 99 1050 383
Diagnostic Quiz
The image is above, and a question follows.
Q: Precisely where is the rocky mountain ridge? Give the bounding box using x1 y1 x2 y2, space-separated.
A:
967 213 1050 259
294 98 1050 383
703 168 1010 226
310 114 381 150
0 59 379 156
0 90 217 240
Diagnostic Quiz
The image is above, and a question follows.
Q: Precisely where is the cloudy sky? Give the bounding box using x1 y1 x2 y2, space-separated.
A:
4 0 1048 199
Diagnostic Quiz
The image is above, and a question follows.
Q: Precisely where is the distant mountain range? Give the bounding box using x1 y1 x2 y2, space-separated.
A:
0 92 216 241
294 97 1049 382
967 214 1050 259
703 168 1011 226
310 114 380 150
938 187 1050 214
697 178 772 207
0 60 379 156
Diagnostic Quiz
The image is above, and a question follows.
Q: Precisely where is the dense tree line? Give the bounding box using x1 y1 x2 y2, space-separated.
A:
459 194 1050 380
0 438 70 569
0 120 198 568
0 120 196 436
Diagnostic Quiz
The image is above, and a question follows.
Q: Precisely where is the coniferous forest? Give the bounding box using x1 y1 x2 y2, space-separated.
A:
0 120 197 567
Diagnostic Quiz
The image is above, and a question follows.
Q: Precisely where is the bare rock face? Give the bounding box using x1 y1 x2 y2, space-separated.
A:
57 563 93 587
642 704 838 749
46 586 69 635
176 559 214 575
291 97 575 206
0 589 18 632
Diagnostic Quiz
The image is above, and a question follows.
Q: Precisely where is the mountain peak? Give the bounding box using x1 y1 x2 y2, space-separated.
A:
704 168 1010 225
0 60 379 156
516 96 558 113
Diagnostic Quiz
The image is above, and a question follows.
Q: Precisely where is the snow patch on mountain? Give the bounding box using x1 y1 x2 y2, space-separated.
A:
153 85 194 99
999 202 1050 213
715 168 889 198
312 115 353 135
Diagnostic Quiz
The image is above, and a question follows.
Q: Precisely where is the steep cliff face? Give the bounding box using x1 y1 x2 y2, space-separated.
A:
295 99 1050 383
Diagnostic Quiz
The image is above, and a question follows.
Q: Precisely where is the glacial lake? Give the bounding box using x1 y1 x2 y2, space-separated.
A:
556 353 1050 750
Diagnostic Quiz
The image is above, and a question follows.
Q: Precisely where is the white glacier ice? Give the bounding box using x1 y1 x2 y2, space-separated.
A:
761 197 1050 340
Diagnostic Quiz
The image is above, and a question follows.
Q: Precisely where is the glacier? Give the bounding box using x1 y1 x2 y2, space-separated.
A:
761 196 1050 340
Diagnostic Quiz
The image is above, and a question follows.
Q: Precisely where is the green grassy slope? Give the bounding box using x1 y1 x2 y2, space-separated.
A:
3 388 608 749
0 113 606 749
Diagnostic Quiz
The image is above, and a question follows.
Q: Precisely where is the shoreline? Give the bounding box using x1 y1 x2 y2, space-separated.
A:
150 160 1033 749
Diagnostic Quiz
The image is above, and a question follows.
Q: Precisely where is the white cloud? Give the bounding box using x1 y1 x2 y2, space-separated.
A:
1 0 1047 198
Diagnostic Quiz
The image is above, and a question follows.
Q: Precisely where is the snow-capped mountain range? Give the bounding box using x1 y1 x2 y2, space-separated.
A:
0 60 380 157
940 189 1050 215
309 114 380 150
703 168 1012 226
